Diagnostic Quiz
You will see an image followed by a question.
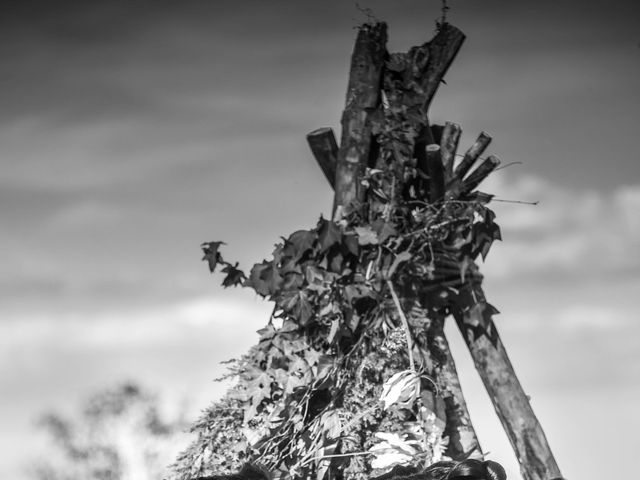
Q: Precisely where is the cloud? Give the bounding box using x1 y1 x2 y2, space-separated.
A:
478 173 640 280
0 294 272 356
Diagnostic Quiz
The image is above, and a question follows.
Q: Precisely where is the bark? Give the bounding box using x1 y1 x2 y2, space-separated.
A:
440 122 461 180
461 155 500 195
425 145 445 203
333 22 387 219
453 132 492 180
415 24 466 111
453 288 563 480
427 314 483 460
307 127 338 189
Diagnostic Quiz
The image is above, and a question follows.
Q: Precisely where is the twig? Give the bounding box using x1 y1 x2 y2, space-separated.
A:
298 451 372 468
492 198 539 205
494 161 523 171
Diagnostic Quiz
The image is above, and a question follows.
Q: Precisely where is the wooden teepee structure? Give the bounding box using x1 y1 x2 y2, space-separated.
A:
306 21 563 480
176 19 565 480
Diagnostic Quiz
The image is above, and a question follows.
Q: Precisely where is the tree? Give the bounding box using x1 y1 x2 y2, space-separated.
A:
33 383 189 480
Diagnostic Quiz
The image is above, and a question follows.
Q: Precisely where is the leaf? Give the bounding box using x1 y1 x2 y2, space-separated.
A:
354 226 379 245
343 233 360 256
368 432 421 469
303 348 322 367
305 265 327 292
245 260 282 297
317 217 342 252
327 318 341 344
372 218 398 243
279 290 313 326
320 410 342 440
380 370 421 410
244 371 273 421
257 324 277 342
201 241 225 273
282 230 317 262
282 270 304 290
221 262 246 287
326 249 345 274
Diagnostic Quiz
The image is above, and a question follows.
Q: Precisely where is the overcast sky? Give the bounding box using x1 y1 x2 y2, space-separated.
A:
1 1 639 479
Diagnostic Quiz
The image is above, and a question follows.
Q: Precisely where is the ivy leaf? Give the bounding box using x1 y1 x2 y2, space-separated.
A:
201 241 225 273
245 260 282 297
372 218 398 243
221 262 246 288
354 225 379 245
279 290 313 326
315 354 335 380
326 248 346 274
257 324 277 342
472 208 502 260
282 230 317 263
317 217 342 252
282 270 304 291
303 348 322 367
343 284 376 315
306 265 328 293
343 233 360 256
244 370 274 421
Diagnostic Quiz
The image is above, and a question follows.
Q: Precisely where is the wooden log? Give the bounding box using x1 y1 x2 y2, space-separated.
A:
413 120 436 174
430 123 444 145
425 144 445 203
453 132 492 180
453 302 563 480
427 315 483 460
440 122 462 180
307 127 338 189
416 24 466 111
333 22 387 219
461 155 500 195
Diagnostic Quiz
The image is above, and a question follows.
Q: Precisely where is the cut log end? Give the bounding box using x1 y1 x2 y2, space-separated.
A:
307 128 338 189
454 132 492 180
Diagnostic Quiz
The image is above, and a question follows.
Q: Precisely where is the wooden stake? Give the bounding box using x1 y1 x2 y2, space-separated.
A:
425 144 445 203
428 315 483 460
453 132 492 180
440 122 461 180
453 298 563 480
461 155 500 195
333 22 387 219
307 127 338 189
416 24 466 111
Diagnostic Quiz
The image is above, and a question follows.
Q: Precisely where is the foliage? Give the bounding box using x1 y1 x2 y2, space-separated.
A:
32 383 189 480
177 182 500 480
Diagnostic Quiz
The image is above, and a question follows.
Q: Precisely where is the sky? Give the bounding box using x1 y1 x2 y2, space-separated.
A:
1 0 639 479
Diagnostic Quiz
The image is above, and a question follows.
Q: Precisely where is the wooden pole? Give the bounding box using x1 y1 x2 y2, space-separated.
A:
427 314 483 460
461 155 500 195
453 293 563 480
307 128 338 189
453 132 492 180
440 122 462 180
425 144 446 203
416 24 466 111
333 22 387 220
